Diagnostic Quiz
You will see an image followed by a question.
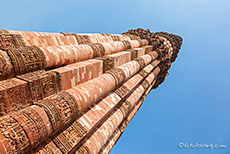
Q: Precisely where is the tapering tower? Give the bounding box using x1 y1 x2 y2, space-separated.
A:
0 28 182 154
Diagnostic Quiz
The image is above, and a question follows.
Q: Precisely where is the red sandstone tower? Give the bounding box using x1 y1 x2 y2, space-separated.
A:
0 28 182 154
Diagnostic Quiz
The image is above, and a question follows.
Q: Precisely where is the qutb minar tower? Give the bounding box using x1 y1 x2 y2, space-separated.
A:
0 28 182 154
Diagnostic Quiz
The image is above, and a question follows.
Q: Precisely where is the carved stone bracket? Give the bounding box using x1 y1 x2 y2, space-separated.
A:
17 70 61 102
129 49 138 60
96 55 115 72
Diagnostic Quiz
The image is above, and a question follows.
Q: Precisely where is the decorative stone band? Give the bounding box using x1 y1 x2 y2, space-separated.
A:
0 34 26 49
76 145 90 154
5 46 47 76
118 118 129 133
121 40 131 50
141 80 150 92
0 105 52 154
88 43 106 57
156 32 182 63
118 100 132 118
111 35 120 41
114 84 131 99
151 59 160 67
35 91 79 134
139 69 148 78
129 49 138 60
0 50 14 80
153 66 161 77
30 138 63 154
17 70 61 102
134 57 145 69
60 32 84 45
147 50 158 59
78 35 91 44
138 39 149 47
51 121 88 154
127 34 141 41
105 67 126 87
0 29 9 34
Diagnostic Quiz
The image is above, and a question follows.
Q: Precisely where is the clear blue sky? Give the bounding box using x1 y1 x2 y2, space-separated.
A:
1 0 230 154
